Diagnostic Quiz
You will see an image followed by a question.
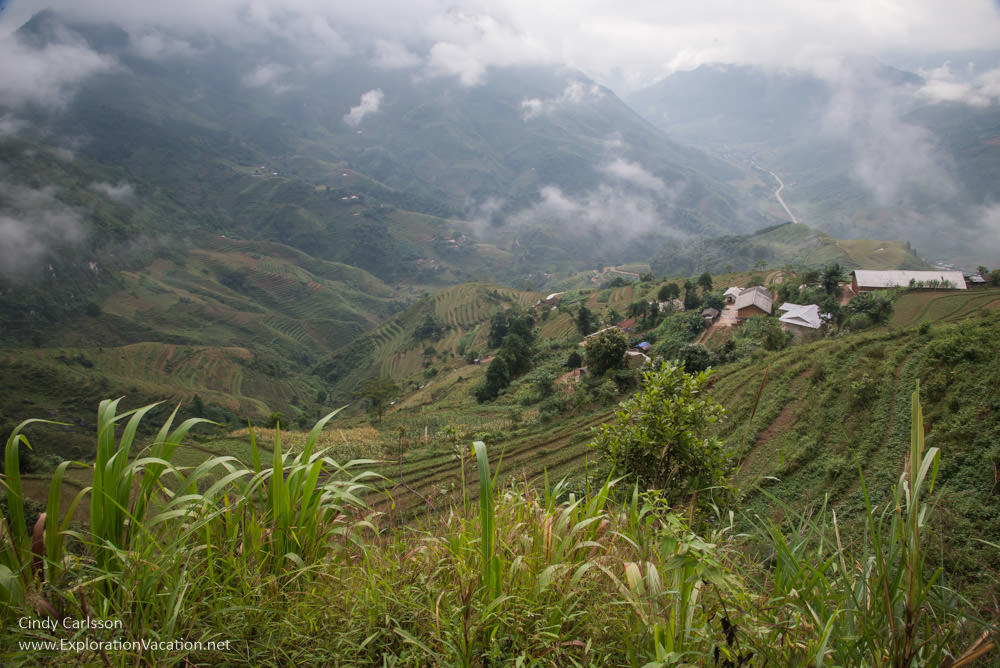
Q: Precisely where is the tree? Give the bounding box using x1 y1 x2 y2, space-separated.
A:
683 286 702 311
658 283 680 301
566 350 583 369
354 378 399 423
584 327 628 376
697 271 713 293
413 312 442 341
475 356 510 402
576 305 596 335
822 263 845 295
592 361 731 510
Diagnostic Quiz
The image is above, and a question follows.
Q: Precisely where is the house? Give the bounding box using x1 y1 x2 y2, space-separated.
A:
734 286 773 319
702 307 720 323
851 270 967 293
635 341 651 353
724 287 743 304
966 273 987 286
544 292 565 305
778 303 825 338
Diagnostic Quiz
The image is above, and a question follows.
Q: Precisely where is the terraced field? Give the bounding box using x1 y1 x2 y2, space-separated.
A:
890 287 1000 328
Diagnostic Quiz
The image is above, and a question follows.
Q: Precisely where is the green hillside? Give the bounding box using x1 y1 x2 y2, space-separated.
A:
649 222 931 276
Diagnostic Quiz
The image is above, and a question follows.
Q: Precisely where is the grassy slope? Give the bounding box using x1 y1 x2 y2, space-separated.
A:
649 222 931 277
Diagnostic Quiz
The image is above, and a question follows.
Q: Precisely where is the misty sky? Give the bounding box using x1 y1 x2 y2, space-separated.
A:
3 0 1000 92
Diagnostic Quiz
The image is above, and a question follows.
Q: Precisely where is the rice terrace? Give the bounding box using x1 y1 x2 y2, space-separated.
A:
2 4 1000 664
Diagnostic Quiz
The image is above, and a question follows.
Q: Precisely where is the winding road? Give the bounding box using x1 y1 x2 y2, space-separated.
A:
751 159 798 224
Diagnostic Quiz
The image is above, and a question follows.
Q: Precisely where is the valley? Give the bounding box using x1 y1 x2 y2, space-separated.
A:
1 5 999 665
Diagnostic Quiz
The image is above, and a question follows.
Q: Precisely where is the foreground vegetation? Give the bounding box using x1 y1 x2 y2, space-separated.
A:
1 387 997 665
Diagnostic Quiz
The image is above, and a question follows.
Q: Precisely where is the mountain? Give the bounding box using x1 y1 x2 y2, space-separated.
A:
4 11 770 286
628 59 1000 265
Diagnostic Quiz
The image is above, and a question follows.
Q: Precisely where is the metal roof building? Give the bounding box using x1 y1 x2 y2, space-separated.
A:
852 270 967 292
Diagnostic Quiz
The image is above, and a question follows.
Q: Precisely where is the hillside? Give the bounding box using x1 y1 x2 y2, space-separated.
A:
648 222 931 276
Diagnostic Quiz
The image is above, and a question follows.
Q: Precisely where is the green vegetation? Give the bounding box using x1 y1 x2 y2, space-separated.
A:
592 361 731 513
2 389 997 665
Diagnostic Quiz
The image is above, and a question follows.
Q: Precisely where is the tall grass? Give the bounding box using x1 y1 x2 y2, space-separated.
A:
1 387 996 665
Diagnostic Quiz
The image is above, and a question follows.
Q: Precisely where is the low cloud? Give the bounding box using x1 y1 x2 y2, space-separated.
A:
472 159 688 252
0 183 86 279
0 115 28 137
242 62 292 93
343 89 384 126
819 58 956 206
130 31 200 60
88 181 135 201
600 159 666 193
916 64 1000 107
0 32 115 109
371 39 421 70
521 80 603 118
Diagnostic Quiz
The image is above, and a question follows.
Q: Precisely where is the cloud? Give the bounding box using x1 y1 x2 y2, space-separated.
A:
916 64 1000 107
129 31 199 60
343 88 384 126
600 159 666 193
819 58 956 206
0 31 115 108
472 158 688 250
371 38 421 70
5 0 1000 92
242 62 292 92
521 80 603 118
0 183 86 279
0 114 28 137
88 181 134 201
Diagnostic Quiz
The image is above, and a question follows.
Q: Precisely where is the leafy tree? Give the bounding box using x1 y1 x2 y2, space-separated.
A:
413 312 442 341
592 361 731 510
822 263 845 295
677 343 716 373
626 300 649 320
658 283 680 301
801 268 821 285
497 332 533 376
703 292 725 311
844 290 894 328
697 272 713 293
475 356 510 402
354 378 399 423
488 311 510 347
565 350 583 369
584 327 628 376
576 305 596 335
683 287 702 311
735 316 791 351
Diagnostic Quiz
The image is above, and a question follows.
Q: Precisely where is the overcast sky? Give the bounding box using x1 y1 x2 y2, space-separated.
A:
3 0 1000 91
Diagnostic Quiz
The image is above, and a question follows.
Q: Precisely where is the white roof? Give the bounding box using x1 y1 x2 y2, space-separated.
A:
778 303 823 329
853 270 966 290
724 286 743 297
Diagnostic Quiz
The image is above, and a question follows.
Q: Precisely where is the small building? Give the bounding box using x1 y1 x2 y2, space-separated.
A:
966 274 987 286
635 341 651 353
734 286 773 319
851 270 967 293
544 292 565 305
702 307 720 323
778 303 825 338
724 286 743 304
